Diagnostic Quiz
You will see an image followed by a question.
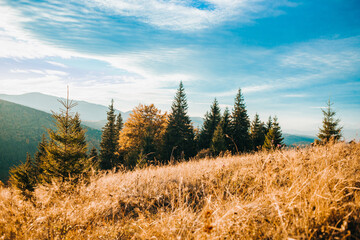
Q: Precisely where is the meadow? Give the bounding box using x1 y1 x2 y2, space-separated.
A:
1 141 359 239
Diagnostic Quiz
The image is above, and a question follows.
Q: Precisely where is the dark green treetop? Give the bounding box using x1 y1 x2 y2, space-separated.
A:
198 98 221 150
210 123 227 156
230 89 250 153
163 81 196 161
42 96 88 182
99 99 118 170
317 99 342 142
250 113 265 151
263 116 284 150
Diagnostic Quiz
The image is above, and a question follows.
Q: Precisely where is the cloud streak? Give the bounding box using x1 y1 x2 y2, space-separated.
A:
83 0 295 31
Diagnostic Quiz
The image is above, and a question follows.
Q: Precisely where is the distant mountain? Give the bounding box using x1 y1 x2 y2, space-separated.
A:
0 92 123 121
283 133 316 146
0 99 101 182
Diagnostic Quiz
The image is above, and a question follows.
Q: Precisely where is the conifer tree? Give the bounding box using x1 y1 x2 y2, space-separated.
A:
42 92 88 182
230 89 250 153
250 113 265 151
9 153 36 197
198 98 221 150
115 113 123 137
220 107 232 150
263 116 284 150
318 99 342 142
210 123 227 156
89 146 99 169
33 135 47 182
115 112 124 164
264 116 272 135
163 82 196 161
99 100 118 170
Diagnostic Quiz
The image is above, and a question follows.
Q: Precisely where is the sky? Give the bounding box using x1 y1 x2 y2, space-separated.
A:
0 0 359 138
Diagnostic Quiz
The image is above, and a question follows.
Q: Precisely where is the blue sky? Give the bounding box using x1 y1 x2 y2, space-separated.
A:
0 0 359 138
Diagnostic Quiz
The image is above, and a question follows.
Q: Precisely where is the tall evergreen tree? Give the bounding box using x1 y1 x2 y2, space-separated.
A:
99 100 118 170
115 113 123 137
198 98 221 150
163 82 195 161
318 99 342 142
230 89 250 153
210 123 227 156
220 107 232 150
250 113 265 151
115 112 124 164
42 92 88 182
263 116 284 150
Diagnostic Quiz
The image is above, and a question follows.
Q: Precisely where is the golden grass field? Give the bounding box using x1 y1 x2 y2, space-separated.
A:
1 142 359 239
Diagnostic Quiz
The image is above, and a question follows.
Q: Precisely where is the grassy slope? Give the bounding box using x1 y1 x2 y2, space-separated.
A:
0 99 101 182
0 142 359 239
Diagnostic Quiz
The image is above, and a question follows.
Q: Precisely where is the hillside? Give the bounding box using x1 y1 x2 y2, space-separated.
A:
0 142 359 239
0 92 123 121
0 99 101 182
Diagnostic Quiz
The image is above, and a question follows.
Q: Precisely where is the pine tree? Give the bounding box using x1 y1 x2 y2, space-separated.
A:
250 113 265 151
210 123 227 156
41 93 88 182
9 153 36 197
115 113 123 137
264 116 272 135
230 89 250 153
33 134 48 182
163 82 196 162
220 107 232 151
198 98 221 150
115 112 124 164
89 146 99 169
99 100 118 170
318 99 342 142
263 116 284 150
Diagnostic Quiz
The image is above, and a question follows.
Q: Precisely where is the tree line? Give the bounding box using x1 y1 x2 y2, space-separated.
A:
9 82 342 196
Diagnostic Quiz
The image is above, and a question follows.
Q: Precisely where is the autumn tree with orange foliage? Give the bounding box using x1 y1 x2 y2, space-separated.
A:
118 104 167 168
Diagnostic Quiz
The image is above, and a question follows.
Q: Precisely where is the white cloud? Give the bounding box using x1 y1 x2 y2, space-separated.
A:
47 61 68 68
83 0 292 31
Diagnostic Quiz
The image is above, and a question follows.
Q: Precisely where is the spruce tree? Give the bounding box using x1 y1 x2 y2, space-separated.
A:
163 82 196 161
99 100 118 170
42 94 88 182
220 107 232 151
210 123 227 156
250 113 265 151
89 146 99 169
33 134 47 182
9 153 36 197
230 89 250 153
115 112 124 164
198 98 221 150
264 116 272 135
318 99 342 142
263 116 284 150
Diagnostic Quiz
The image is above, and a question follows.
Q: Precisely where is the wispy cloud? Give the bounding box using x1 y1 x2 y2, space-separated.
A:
83 0 295 31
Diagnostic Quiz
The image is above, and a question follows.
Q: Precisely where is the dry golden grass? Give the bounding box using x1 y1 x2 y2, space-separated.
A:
1 142 359 239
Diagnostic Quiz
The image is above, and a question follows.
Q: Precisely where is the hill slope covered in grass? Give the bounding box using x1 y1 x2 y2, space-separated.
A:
0 99 101 182
0 142 359 239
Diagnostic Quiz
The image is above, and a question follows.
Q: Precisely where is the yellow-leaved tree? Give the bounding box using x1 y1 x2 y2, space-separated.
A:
119 104 167 168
